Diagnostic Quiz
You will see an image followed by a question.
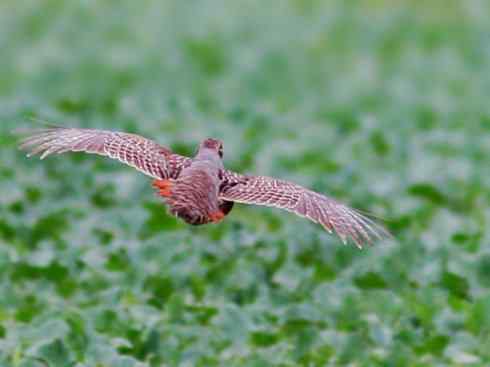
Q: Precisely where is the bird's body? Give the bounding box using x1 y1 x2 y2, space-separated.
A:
168 164 221 224
20 126 389 248
163 159 223 224
152 137 232 225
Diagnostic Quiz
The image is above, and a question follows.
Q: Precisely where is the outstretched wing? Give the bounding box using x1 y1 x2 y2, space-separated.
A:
220 171 389 248
19 126 191 179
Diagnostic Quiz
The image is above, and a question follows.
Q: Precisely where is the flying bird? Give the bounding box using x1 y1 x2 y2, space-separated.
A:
19 126 389 248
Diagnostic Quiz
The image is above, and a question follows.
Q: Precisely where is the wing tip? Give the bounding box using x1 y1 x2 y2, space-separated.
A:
322 206 392 249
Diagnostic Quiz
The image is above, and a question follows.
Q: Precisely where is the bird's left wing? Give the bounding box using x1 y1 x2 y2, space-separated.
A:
19 126 191 179
220 171 389 248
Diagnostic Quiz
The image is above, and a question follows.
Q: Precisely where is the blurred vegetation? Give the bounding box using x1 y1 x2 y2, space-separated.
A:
1 0 490 365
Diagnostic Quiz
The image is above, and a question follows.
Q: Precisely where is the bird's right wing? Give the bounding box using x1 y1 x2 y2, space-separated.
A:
220 171 390 248
19 126 191 179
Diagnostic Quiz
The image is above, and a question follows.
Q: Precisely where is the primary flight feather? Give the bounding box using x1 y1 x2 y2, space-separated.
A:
20 126 389 248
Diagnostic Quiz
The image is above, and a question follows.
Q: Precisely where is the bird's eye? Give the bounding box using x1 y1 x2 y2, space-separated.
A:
218 145 223 158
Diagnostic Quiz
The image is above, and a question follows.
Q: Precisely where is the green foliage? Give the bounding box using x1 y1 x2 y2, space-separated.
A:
354 272 388 290
1 0 490 365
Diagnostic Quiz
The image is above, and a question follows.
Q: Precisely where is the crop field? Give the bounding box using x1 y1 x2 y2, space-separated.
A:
1 1 490 366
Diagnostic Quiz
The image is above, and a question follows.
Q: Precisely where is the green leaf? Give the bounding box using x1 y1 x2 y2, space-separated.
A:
466 297 490 335
25 186 42 203
310 344 334 365
476 254 490 287
250 331 279 347
451 231 481 253
139 202 182 239
144 275 174 309
0 219 16 241
407 183 447 205
36 339 73 367
415 334 449 356
30 210 71 247
91 183 117 209
185 304 219 325
354 272 388 290
43 261 69 282
65 312 88 361
313 263 336 282
370 130 390 156
95 309 123 335
440 271 470 300
93 227 114 245
15 296 41 323
106 249 130 272
120 327 161 361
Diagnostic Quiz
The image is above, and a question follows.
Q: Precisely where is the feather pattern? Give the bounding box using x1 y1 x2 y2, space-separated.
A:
19 126 190 179
19 126 389 247
219 172 390 248
167 167 221 225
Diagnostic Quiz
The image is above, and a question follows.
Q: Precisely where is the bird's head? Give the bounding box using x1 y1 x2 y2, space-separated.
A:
198 138 224 159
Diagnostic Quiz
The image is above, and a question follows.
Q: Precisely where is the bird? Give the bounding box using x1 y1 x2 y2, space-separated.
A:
19 126 389 248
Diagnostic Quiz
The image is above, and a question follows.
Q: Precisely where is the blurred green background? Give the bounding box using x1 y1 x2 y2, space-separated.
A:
1 0 490 366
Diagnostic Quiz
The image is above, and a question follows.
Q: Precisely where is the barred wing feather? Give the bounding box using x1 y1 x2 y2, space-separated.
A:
19 126 190 179
220 171 389 248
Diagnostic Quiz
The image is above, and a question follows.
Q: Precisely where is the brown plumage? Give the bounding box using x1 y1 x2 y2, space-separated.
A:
19 126 389 248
